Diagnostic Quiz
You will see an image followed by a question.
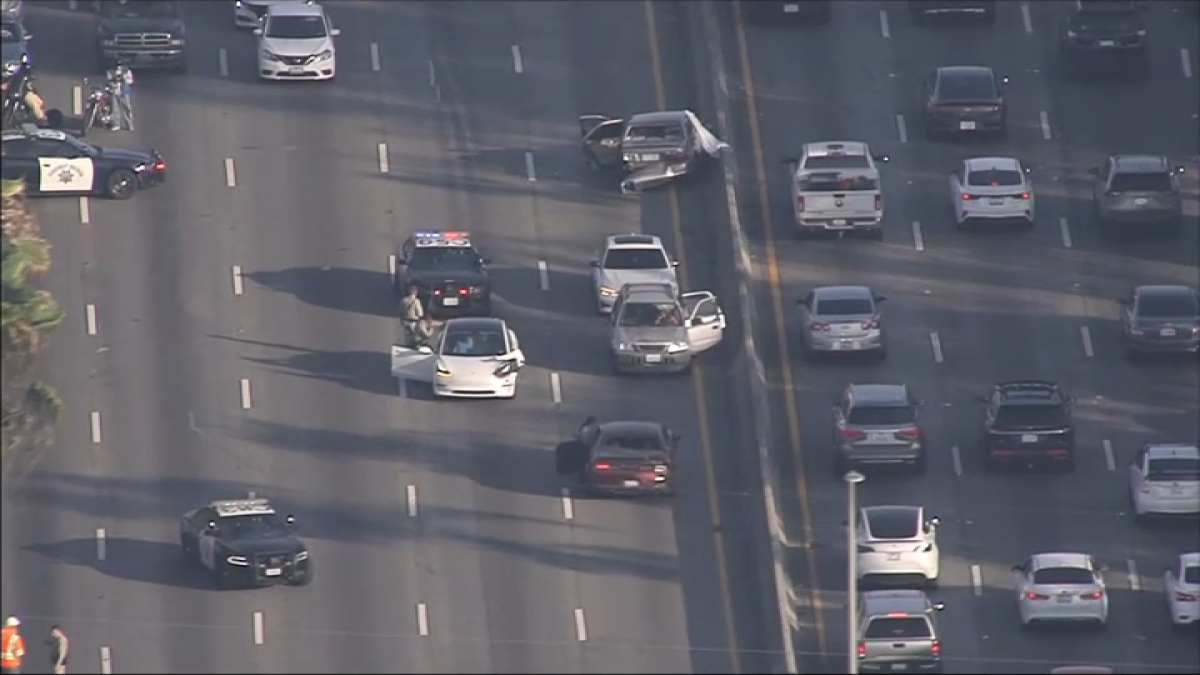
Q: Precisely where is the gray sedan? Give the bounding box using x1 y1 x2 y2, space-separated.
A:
798 285 887 360
1119 284 1200 357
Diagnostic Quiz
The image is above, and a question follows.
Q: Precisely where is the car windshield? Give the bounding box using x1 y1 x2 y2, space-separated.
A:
220 514 289 541
408 247 478 272
865 510 919 539
625 123 683 142
803 155 871 170
620 302 682 327
1184 566 1200 584
864 617 930 639
604 248 668 270
994 404 1067 428
938 72 996 102
1032 567 1094 585
847 406 913 426
967 169 1023 187
97 0 179 19
1146 457 1200 481
1137 292 1198 317
265 15 327 39
798 172 879 192
1109 172 1173 192
442 329 507 357
814 298 873 315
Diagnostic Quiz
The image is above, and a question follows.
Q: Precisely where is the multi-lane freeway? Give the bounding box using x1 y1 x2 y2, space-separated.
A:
718 1 1199 673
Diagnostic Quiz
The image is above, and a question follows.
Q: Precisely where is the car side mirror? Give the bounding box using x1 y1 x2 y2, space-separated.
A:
253 28 263 36
330 28 341 36
928 516 940 527
206 520 217 531
933 602 945 611
1174 165 1186 175
1000 75 1010 85
1097 563 1108 572
915 399 925 407
873 154 890 164
1011 564 1023 572
671 260 679 267
589 260 600 268
874 295 886 302
417 345 433 354
480 257 492 265
285 514 296 525
670 430 682 442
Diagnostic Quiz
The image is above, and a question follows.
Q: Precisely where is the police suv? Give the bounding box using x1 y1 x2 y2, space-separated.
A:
784 141 889 239
179 498 313 589
1 125 165 199
392 231 493 318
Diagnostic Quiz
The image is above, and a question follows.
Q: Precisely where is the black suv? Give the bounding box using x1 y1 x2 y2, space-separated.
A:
1090 154 1185 238
1060 1 1148 79
393 231 492 318
179 498 313 589
980 381 1075 471
922 66 1008 139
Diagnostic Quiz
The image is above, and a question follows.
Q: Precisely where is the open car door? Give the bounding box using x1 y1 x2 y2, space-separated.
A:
390 345 436 383
580 115 625 170
682 291 725 354
555 440 587 477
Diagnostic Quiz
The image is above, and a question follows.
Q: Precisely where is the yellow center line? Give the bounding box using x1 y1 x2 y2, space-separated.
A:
643 2 742 672
730 1 829 659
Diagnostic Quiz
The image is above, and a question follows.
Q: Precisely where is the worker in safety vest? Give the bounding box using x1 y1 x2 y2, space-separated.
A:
1 616 26 674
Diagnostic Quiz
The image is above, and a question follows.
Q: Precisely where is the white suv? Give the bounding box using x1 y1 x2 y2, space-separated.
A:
1129 443 1200 522
856 505 940 588
590 233 678 314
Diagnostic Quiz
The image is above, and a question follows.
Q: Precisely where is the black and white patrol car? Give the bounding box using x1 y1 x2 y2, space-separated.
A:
392 230 492 317
1 125 166 199
179 498 313 589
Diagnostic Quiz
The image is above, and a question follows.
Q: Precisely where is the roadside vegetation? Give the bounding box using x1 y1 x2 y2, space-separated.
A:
1 178 64 465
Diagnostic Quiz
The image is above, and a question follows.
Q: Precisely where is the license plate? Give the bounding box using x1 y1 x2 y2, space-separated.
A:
831 218 848 226
888 553 903 561
623 480 639 488
892 665 907 672
265 568 282 577
1056 595 1072 603
640 153 660 162
988 198 1004 205
442 297 459 306
869 433 893 443
784 4 799 12
1161 328 1177 337
288 66 304 74
830 341 844 351
1021 434 1039 443
1099 40 1116 47
959 121 977 131
644 354 663 363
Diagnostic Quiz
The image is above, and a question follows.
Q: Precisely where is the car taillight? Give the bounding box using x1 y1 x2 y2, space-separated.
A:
432 289 442 296
810 322 829 331
458 287 469 295
1026 592 1050 600
895 427 920 439
1176 591 1198 601
796 196 805 212
593 462 611 471
857 641 866 658
961 193 976 201
1020 192 1030 200
861 319 879 330
841 429 866 440
930 640 940 657
153 159 166 171
874 194 881 210
1080 591 1104 600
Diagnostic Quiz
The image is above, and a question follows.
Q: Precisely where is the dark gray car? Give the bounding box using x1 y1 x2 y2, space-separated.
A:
1119 285 1200 357
1091 155 1185 237
833 383 926 475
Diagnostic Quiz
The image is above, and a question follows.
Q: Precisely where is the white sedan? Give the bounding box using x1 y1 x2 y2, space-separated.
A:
255 2 338 81
855 505 940 588
1165 552 1200 627
950 156 1035 230
1013 552 1108 629
390 317 525 399
1130 443 1200 521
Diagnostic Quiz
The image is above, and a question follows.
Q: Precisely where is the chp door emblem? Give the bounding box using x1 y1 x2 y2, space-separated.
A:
51 162 85 185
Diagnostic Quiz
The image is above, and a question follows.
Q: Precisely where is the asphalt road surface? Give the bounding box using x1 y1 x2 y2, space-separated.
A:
1 2 773 673
720 1 1200 673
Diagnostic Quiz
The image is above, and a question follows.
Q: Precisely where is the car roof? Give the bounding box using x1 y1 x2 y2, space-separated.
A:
862 505 922 538
936 65 994 80
964 156 1021 172
621 283 675 301
803 141 870 157
606 233 663 249
1111 154 1169 173
1134 284 1195 298
266 2 324 17
596 420 664 436
1030 552 1092 570
1180 552 1200 568
1144 444 1200 460
860 589 932 615
443 317 505 332
813 285 874 301
627 111 687 126
847 383 909 405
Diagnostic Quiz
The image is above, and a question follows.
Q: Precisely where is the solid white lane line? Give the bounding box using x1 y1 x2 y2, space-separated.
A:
538 260 550 291
99 646 113 675
894 113 908 143
1080 326 1095 358
511 44 524 74
970 564 983 596
232 265 244 296
525 151 537 182
72 86 83 116
561 488 574 520
428 59 436 86
253 611 264 645
1058 217 1073 249
550 372 563 404
1102 439 1115 471
85 304 98 336
950 445 963 477
1020 3 1033 34
406 484 418 517
911 221 924 251
878 10 891 39
219 48 229 78
224 158 237 188
96 528 107 561
1182 49 1193 79
929 332 944 364
574 608 589 642
416 603 429 636
79 196 90 224
388 254 397 277
90 412 102 444
370 42 381 72
240 378 253 410
1039 111 1052 140
377 142 389 173
1127 559 1141 591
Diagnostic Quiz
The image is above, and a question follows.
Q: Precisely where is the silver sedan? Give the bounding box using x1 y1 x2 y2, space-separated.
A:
798 285 887 360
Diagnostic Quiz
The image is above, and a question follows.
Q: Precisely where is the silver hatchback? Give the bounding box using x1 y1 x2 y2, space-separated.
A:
799 285 887 360
834 383 926 475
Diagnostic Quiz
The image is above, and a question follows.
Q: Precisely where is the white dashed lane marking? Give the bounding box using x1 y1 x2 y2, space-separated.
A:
99 646 113 675
377 142 390 174
85 303 98 336
96 527 106 561
910 220 924 251
72 86 83 116
219 48 229 78
406 484 418 517
416 603 430 636
894 113 908 144
561 488 574 520
91 411 103 444
240 378 253 410
224 158 237 188
1020 3 1033 34
970 564 983 596
525 151 537 182
1039 111 1053 140
1127 559 1141 591
370 42 381 72
79 196 90 224
929 332 944 364
511 44 524 74
1182 48 1193 79
1079 326 1095 358
950 445 963 477
538 260 550 291
1059 217 1073 249
232 265 244 296
428 60 437 86
574 608 589 641
550 372 563 404
253 611 265 645
1103 439 1115 471
878 10 891 39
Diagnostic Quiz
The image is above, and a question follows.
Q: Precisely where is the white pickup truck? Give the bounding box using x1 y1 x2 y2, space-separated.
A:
785 141 889 240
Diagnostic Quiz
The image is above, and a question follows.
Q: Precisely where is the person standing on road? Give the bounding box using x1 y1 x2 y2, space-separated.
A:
46 626 68 674
1 616 25 675
400 284 433 346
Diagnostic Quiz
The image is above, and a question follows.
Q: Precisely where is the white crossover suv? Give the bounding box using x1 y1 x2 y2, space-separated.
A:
1013 552 1108 629
951 156 1035 230
856 505 940 588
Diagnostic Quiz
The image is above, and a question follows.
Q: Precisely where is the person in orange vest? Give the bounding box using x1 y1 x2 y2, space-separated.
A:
1 616 26 674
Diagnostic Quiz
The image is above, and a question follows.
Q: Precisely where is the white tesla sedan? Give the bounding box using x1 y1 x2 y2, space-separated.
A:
1129 443 1200 522
255 2 338 81
1013 552 1108 629
390 317 525 399
950 156 1035 230
856 505 940 588
1165 552 1200 627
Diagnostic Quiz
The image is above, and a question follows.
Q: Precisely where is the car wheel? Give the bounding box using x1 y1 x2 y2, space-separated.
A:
105 169 137 200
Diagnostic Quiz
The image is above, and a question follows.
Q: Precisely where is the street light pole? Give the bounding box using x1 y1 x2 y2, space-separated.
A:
845 470 866 675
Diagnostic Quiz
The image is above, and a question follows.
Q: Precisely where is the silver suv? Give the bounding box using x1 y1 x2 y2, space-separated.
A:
1091 154 1185 237
833 383 925 475
609 283 725 375
857 589 945 673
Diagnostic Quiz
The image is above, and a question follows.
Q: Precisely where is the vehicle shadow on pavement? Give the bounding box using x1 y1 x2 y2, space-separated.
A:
233 344 397 398
242 267 394 318
22 537 214 590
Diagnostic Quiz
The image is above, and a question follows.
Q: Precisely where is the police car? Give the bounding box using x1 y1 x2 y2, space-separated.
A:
179 498 313 589
392 231 493 317
1 125 165 199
